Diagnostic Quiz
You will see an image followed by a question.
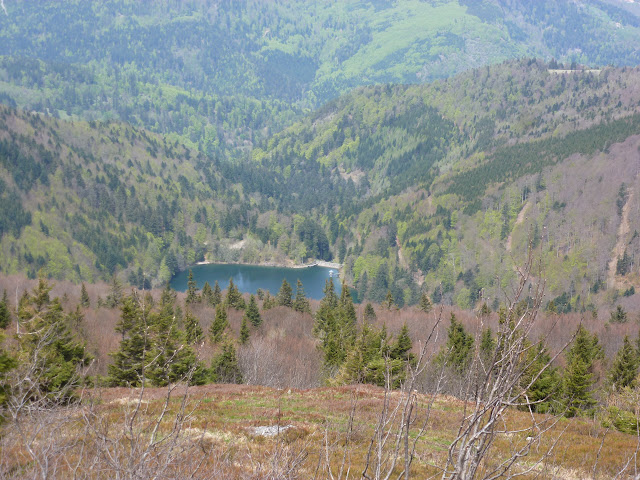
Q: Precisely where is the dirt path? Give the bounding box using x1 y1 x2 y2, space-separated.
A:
608 189 634 289
506 201 531 252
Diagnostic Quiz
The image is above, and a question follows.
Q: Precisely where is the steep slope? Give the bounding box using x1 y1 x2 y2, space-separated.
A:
252 60 640 308
1 0 640 157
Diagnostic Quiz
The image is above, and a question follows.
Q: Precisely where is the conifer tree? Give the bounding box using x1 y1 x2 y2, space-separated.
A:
184 309 204 344
338 281 357 342
18 279 91 401
479 327 495 362
276 279 293 308
391 323 414 363
80 283 90 308
385 290 395 309
419 292 432 313
245 294 261 327
314 279 338 336
364 303 376 322
211 339 243 384
239 317 250 345
438 313 474 373
519 343 560 414
108 295 148 386
0 331 15 416
0 290 10 329
609 335 638 391
201 281 213 305
185 270 199 304
293 279 311 313
262 291 275 310
210 306 229 343
105 274 124 308
212 281 222 307
225 278 245 309
562 325 603 417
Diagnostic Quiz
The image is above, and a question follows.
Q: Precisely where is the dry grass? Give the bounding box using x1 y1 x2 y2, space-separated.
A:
1 384 638 479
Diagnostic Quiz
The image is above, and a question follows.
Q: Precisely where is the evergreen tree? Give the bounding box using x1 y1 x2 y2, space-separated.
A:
225 278 245 309
184 309 204 344
201 281 214 305
245 294 261 327
0 290 10 329
609 305 628 323
262 291 275 310
276 279 293 308
186 270 199 304
419 292 432 313
108 294 149 386
293 279 311 313
338 282 357 343
438 313 474 373
212 281 222 307
210 306 229 343
239 316 250 345
80 283 90 308
562 325 603 417
519 343 560 414
211 340 243 384
364 303 376 322
0 331 16 418
609 336 638 391
105 274 124 308
314 279 338 336
18 279 92 401
385 290 395 309
391 324 414 363
479 327 495 362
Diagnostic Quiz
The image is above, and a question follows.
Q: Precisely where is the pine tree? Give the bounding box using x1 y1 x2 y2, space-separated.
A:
210 306 229 343
239 316 250 345
245 294 261 327
212 281 222 307
108 294 148 386
519 343 560 414
391 323 414 363
225 278 245 309
276 279 293 308
105 274 124 308
562 325 603 417
479 327 495 361
211 340 243 384
609 336 639 391
364 303 376 322
338 281 357 343
314 279 338 336
419 292 432 313
0 331 16 417
293 279 311 313
438 313 474 373
201 281 213 305
186 270 199 304
0 290 10 329
18 279 92 401
609 305 628 323
385 290 395 309
184 309 204 344
262 291 275 310
80 283 90 308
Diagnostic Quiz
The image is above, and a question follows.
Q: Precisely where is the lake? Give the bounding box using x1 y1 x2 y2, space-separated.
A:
170 263 345 300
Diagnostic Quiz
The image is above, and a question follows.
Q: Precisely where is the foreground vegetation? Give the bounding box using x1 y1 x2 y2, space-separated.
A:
1 261 640 477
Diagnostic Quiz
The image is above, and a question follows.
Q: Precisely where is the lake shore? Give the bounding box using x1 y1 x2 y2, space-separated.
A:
194 259 342 271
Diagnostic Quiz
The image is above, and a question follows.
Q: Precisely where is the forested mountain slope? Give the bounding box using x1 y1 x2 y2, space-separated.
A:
1 0 640 158
253 60 640 310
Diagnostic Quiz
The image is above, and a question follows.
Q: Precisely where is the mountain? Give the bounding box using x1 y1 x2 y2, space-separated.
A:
1 0 640 158
3 58 640 312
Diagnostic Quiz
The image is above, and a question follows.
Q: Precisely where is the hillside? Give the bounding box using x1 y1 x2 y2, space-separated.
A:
1 0 640 157
5 59 640 310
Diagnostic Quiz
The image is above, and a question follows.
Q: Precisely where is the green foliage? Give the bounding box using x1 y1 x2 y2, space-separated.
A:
210 306 229 344
80 283 90 308
225 278 245 310
519 343 561 414
186 270 199 304
364 303 376 322
562 325 603 417
0 290 10 329
293 279 311 313
276 279 293 308
184 309 204 345
239 317 250 345
419 293 432 313
18 279 91 402
211 340 243 384
245 294 262 327
609 305 628 324
0 331 16 417
104 275 124 309
437 313 474 374
609 336 638 391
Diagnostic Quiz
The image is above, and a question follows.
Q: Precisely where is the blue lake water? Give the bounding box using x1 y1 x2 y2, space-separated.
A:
170 263 345 301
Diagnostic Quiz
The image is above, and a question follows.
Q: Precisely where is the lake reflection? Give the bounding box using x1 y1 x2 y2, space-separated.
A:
170 263 345 301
